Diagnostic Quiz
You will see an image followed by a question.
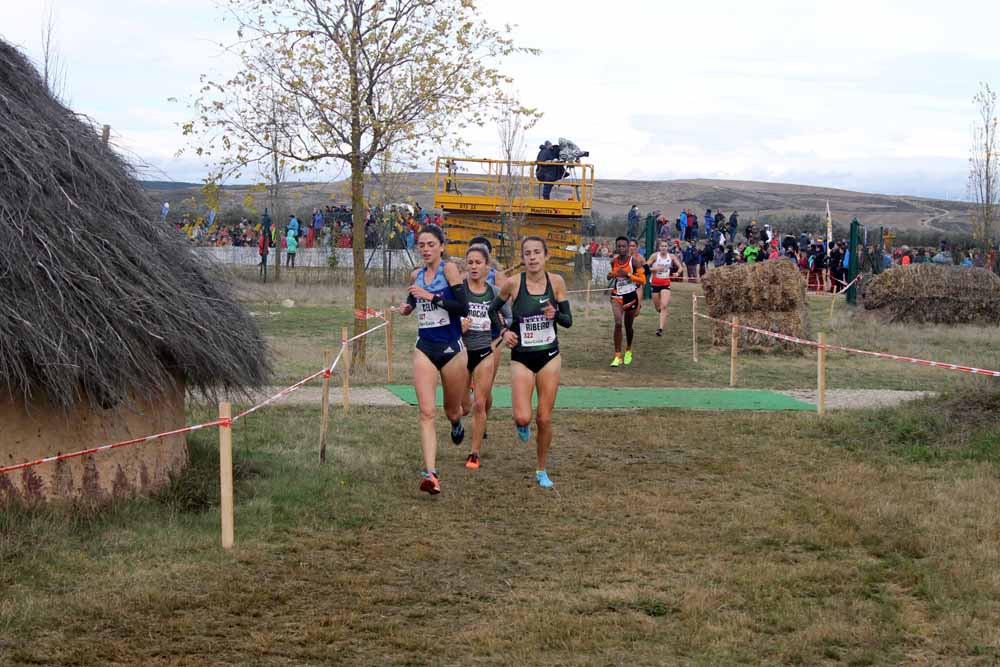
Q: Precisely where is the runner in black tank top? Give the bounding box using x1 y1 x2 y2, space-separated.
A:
459 244 500 470
490 237 572 489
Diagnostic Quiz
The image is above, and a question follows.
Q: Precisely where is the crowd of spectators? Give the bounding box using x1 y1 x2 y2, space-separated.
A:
587 206 1000 290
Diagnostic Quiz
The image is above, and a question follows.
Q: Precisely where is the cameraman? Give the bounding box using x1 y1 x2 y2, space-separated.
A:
535 140 562 200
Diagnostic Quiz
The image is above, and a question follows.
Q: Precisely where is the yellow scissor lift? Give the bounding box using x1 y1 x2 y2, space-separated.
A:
432 157 594 272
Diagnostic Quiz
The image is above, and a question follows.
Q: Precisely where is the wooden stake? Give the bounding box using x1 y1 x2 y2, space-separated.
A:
342 326 350 413
318 349 333 463
691 294 699 363
817 332 827 416
218 402 234 550
386 307 394 384
585 280 592 319
729 314 739 387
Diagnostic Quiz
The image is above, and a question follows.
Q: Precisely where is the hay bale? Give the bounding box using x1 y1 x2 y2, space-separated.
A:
710 308 811 354
863 265 1000 325
702 260 806 317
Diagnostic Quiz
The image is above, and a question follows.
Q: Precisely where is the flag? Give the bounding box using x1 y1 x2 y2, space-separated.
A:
825 201 833 255
207 209 217 227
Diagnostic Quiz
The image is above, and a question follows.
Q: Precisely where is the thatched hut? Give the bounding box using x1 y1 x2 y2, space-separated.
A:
863 264 1000 325
701 260 810 352
0 41 268 503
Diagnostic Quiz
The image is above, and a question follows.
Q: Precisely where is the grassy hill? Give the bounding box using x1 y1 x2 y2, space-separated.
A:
144 175 974 235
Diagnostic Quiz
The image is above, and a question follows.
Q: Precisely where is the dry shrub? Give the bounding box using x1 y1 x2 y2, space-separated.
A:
863 264 1000 325
702 260 810 353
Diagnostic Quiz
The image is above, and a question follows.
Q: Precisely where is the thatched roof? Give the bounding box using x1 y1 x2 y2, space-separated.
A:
0 40 269 408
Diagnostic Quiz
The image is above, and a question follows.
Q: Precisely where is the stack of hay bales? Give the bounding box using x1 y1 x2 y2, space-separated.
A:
701 260 810 353
863 264 1000 325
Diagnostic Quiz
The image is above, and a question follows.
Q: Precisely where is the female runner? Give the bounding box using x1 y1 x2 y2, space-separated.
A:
460 243 501 470
646 239 676 336
398 225 469 495
490 237 572 488
608 236 645 367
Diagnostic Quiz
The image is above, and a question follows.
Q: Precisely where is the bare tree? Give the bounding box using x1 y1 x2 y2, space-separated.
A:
495 101 541 267
968 82 998 247
184 0 531 363
40 1 68 103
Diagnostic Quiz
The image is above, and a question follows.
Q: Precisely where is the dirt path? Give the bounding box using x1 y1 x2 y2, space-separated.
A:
241 386 933 411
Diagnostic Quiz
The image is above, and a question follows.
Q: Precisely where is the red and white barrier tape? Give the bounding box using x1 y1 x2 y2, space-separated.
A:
0 419 227 475
695 312 1000 378
1 317 386 476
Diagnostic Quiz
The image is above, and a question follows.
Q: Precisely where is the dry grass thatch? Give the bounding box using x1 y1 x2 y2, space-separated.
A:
702 260 809 353
701 259 807 317
0 40 269 408
863 264 1000 325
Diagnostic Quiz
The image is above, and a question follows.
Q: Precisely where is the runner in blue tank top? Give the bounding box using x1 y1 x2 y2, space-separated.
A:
398 225 469 495
489 236 573 489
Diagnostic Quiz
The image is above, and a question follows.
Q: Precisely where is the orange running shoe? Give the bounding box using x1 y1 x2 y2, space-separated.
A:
419 472 441 495
465 453 480 470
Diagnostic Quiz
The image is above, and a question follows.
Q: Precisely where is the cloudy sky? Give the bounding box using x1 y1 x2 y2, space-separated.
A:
3 0 997 199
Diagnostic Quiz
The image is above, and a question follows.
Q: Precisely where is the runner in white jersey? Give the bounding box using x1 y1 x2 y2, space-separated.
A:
645 239 676 337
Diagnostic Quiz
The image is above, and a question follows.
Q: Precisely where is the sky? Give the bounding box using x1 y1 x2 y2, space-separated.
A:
2 0 998 199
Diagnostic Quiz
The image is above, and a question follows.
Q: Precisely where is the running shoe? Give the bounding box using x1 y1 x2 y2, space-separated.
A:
655 328 663 337
610 355 622 368
535 470 554 489
516 424 531 442
450 419 465 445
465 453 480 470
624 350 633 365
419 471 441 495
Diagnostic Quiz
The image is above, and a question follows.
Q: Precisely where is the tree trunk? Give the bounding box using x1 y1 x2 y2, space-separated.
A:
351 154 367 366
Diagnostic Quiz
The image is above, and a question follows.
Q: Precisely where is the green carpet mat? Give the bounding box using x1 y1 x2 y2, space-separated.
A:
384 385 813 411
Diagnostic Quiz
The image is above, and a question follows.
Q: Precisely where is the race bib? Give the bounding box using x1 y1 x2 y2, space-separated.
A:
518 315 556 347
615 278 637 295
417 299 450 329
468 301 491 332
655 270 671 280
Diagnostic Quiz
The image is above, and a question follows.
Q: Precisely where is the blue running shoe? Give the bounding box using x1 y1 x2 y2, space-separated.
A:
535 470 554 489
516 424 531 442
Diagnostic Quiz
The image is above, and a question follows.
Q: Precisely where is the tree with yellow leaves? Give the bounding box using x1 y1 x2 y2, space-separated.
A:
184 0 533 364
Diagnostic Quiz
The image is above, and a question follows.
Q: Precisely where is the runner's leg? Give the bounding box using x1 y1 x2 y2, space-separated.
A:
612 299 624 355
413 349 440 472
440 350 469 425
659 290 671 331
534 355 561 472
510 361 536 430
470 354 496 456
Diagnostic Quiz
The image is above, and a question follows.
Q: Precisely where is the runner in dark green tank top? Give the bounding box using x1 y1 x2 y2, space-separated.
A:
490 236 572 489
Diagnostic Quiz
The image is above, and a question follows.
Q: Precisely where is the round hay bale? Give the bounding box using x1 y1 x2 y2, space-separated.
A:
702 260 807 317
863 265 1000 325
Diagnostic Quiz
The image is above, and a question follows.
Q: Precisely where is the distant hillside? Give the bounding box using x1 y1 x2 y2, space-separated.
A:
142 180 202 191
143 175 973 234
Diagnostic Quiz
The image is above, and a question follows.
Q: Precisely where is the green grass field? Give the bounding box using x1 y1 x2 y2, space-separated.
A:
3 280 1000 665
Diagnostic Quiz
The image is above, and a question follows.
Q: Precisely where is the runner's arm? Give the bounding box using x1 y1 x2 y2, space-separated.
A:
438 263 469 317
550 274 573 329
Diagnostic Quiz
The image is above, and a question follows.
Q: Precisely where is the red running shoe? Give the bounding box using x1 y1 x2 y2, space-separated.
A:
419 472 441 495
465 453 480 470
